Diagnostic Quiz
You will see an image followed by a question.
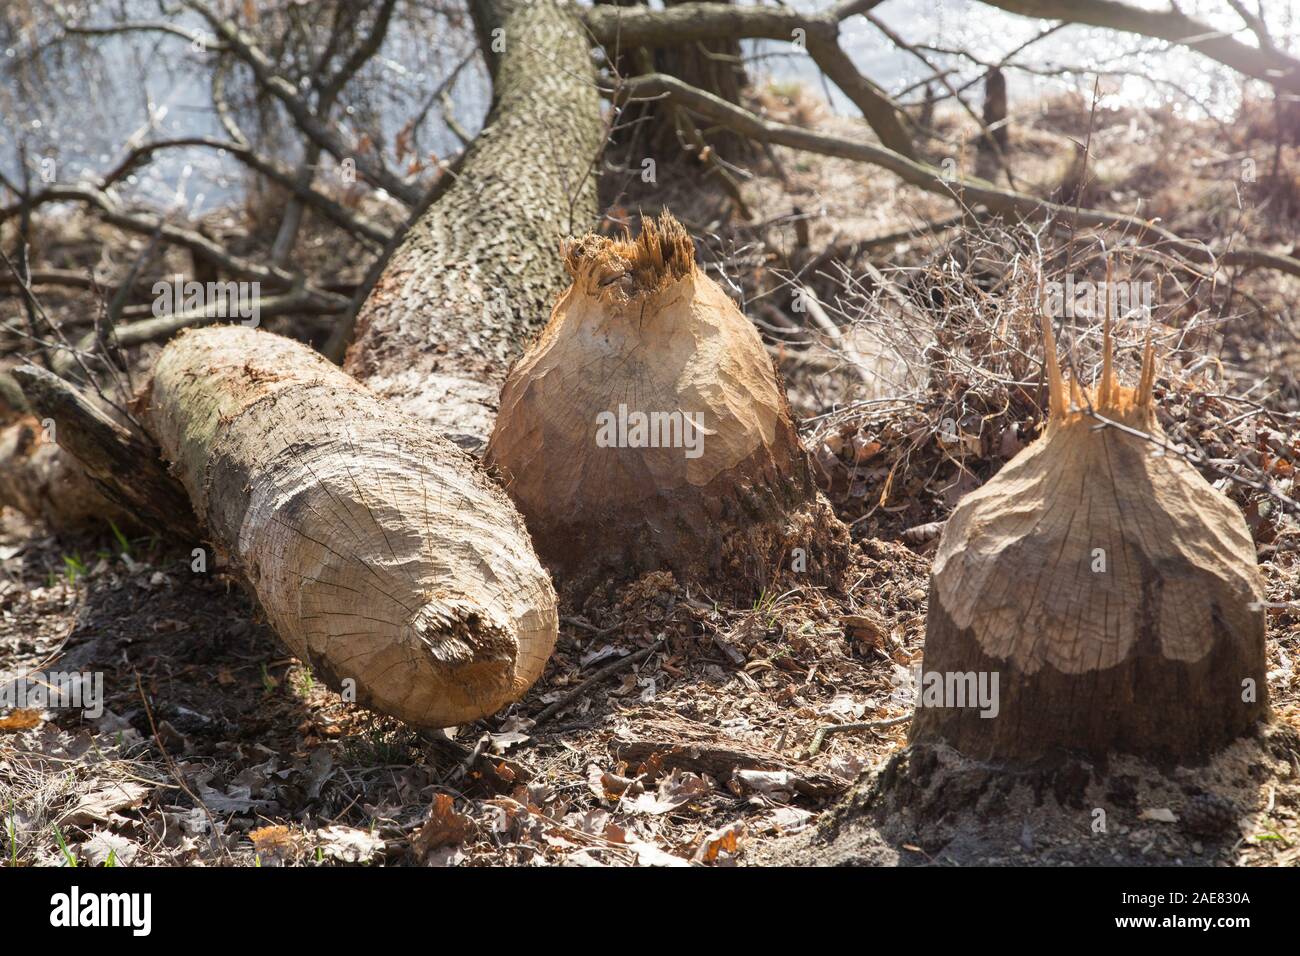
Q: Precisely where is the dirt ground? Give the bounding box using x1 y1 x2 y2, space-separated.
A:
2 87 1298 866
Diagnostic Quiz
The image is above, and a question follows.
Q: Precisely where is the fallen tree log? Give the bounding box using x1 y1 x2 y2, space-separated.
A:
142 326 559 728
0 370 132 532
342 0 604 448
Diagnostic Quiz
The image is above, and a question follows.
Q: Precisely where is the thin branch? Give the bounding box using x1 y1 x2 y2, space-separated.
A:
181 0 423 204
62 19 227 51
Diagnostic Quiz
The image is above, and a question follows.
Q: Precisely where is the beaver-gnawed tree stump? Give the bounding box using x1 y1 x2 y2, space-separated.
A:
913 310 1268 763
486 212 850 599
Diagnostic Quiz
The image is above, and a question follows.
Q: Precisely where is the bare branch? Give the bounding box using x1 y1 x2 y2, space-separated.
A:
67 287 348 361
584 1 915 157
318 0 400 105
617 73 1300 280
62 19 227 51
99 137 393 245
181 0 423 205
979 0 1300 94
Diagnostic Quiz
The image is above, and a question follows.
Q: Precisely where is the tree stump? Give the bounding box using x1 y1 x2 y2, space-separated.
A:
912 313 1268 763
486 212 850 599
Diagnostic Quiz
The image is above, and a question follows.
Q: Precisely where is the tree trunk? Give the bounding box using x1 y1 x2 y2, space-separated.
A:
603 0 751 164
974 66 1007 181
143 326 558 729
342 0 604 449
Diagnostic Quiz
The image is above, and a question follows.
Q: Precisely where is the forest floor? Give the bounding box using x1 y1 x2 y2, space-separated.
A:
2 87 1299 866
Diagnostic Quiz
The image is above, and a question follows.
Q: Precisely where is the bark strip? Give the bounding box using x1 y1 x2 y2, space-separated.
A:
13 366 196 539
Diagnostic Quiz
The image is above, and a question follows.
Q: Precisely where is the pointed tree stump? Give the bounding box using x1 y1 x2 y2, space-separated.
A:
487 213 850 598
913 301 1268 763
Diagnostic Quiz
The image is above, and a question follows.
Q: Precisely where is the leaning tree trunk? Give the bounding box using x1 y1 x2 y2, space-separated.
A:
912 315 1268 763
341 0 604 448
143 326 558 728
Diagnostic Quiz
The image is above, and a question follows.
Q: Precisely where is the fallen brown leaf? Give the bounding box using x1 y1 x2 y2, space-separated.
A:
250 824 298 863
694 821 744 864
61 781 150 826
315 825 385 863
413 793 474 856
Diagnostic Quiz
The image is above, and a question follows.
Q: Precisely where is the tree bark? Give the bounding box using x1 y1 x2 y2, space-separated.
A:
342 0 604 449
143 326 558 729
0 416 130 533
